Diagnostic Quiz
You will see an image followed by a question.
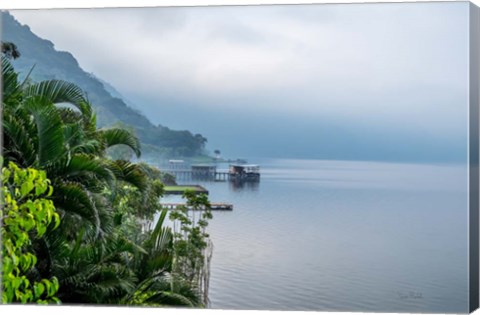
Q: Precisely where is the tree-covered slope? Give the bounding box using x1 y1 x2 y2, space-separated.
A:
1 11 207 158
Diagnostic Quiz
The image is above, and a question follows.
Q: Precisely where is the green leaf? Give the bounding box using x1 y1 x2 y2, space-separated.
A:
34 283 45 298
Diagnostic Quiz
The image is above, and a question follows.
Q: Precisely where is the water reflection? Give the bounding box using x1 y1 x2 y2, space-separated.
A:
229 180 260 192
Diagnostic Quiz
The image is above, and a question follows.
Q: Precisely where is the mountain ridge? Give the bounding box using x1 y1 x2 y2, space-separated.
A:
1 11 208 158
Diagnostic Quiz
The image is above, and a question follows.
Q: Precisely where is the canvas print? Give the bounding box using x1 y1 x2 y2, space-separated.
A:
1 2 479 313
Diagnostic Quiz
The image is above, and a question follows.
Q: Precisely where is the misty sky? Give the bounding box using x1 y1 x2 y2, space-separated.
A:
10 2 470 162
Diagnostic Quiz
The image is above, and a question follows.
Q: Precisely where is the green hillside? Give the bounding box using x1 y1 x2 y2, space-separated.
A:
1 11 208 159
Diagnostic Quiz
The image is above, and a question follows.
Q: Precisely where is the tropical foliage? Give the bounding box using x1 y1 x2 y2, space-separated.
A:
1 161 60 304
1 49 213 306
170 191 213 304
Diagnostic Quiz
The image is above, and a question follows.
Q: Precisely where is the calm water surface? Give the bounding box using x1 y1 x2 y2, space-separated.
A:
165 159 469 313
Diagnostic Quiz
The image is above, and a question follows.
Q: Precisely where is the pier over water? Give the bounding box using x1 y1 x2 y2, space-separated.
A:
162 169 230 181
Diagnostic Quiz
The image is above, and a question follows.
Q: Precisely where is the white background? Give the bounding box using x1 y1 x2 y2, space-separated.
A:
0 1 478 315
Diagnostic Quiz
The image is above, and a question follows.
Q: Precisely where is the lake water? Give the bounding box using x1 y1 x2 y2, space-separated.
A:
165 159 469 313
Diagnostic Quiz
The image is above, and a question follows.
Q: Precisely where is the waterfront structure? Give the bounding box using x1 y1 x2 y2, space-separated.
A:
191 164 217 180
163 185 209 195
229 164 260 182
168 159 185 169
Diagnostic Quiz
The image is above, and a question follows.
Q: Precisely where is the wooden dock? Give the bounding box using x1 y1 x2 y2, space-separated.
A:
161 169 230 181
162 203 233 211
163 185 209 195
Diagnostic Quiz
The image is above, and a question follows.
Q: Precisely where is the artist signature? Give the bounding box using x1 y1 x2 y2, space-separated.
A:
397 291 423 300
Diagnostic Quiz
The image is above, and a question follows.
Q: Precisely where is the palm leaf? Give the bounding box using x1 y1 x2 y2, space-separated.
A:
24 80 87 109
58 263 136 304
54 181 101 237
59 154 115 185
63 123 83 147
102 237 148 264
89 264 137 297
58 107 84 124
144 291 194 307
141 210 173 277
98 128 141 158
107 160 148 192
62 122 104 155
23 80 94 127
22 96 66 166
1 57 21 105
2 112 37 166
72 139 104 155
148 209 173 255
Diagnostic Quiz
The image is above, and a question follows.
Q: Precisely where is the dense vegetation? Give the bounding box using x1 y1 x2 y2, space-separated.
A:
1 11 208 158
1 47 213 306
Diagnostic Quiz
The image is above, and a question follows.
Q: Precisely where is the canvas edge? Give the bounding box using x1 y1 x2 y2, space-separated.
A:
0 9 4 305
470 2 480 313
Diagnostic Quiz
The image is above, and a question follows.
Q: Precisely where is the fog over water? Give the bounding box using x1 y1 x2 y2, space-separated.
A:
10 2 469 162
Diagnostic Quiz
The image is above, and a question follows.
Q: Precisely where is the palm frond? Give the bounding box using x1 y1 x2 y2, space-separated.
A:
57 262 136 304
22 96 66 166
23 80 94 127
141 211 173 277
58 107 84 124
54 181 101 237
62 122 104 155
107 160 148 192
2 112 37 166
90 264 137 297
63 123 83 147
102 236 148 264
127 273 199 306
74 140 104 155
1 57 21 105
98 128 141 158
147 209 173 255
59 154 115 185
145 291 194 307
24 79 87 109
144 281 198 307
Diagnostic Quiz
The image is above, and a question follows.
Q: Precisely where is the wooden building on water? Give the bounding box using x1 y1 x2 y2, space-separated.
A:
229 164 260 182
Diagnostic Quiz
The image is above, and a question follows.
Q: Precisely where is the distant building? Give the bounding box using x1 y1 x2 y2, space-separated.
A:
229 164 260 182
